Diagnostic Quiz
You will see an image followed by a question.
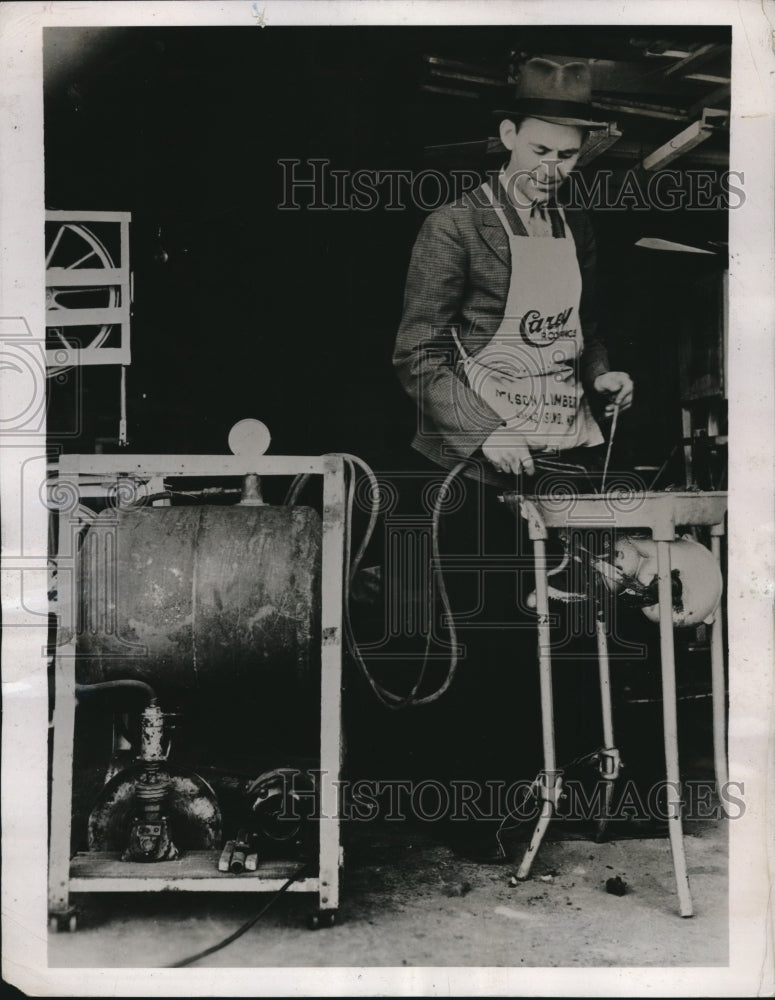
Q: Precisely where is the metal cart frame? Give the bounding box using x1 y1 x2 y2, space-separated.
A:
48 452 345 929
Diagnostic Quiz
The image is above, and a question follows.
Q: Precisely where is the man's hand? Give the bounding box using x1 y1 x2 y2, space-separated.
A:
594 371 634 417
482 425 535 476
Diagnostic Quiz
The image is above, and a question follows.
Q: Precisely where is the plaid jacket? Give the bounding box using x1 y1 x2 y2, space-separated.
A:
393 182 610 473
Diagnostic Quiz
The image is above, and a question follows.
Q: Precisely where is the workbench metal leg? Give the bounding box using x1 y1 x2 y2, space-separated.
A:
533 538 556 774
656 540 693 917
595 611 620 841
516 536 559 880
596 613 615 753
710 528 728 794
516 770 562 880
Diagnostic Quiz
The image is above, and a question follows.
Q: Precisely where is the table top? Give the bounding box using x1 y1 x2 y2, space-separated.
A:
499 490 727 538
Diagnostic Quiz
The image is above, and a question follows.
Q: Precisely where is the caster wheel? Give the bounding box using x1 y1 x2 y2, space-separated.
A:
307 909 337 930
49 912 78 933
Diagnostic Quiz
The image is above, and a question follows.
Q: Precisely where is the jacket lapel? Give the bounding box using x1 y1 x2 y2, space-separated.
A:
473 206 511 267
468 183 527 267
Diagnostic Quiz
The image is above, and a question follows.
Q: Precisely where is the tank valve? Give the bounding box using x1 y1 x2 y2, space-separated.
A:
239 473 264 505
122 702 179 862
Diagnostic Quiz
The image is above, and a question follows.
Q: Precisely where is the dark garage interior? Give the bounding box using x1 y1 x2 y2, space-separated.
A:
43 24 731 969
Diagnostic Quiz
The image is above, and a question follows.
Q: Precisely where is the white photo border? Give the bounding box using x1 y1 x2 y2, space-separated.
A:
1 1 773 996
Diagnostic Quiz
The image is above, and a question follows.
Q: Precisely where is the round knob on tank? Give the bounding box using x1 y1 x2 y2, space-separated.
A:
228 419 271 457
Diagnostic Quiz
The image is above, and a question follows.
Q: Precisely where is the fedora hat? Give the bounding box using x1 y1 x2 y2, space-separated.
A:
494 57 608 129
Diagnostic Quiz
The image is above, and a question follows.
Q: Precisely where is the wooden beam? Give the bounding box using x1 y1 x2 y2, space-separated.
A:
684 73 731 85
640 109 727 172
664 43 730 78
424 55 503 85
592 99 687 122
604 141 728 167
647 49 692 59
421 83 480 101
428 67 504 88
687 85 731 119
577 123 622 166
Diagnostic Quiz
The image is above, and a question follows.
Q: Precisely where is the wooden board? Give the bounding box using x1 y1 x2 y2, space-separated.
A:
69 851 318 893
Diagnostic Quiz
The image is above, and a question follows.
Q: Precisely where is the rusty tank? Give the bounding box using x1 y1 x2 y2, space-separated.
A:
76 504 321 707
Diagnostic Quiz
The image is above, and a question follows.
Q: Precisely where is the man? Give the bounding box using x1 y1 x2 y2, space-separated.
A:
394 58 633 480
390 61 635 857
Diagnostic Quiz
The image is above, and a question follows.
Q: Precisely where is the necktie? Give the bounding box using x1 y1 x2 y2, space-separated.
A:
529 199 564 238
528 199 552 237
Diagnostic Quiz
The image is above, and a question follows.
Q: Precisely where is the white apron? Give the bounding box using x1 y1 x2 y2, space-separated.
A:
457 182 603 452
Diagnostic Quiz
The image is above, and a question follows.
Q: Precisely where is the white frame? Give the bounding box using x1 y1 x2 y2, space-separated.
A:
47 452 344 920
45 210 132 368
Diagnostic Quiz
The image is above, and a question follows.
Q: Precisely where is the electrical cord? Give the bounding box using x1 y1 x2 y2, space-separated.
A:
337 453 465 709
284 473 312 507
284 453 467 709
167 861 312 968
494 747 605 857
286 452 625 707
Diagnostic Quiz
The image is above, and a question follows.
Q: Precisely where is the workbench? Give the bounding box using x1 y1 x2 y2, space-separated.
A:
499 489 727 917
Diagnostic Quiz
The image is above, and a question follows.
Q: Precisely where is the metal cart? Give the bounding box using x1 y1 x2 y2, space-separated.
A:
48 448 345 931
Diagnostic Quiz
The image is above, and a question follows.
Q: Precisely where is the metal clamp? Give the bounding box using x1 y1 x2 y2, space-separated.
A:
536 770 564 805
597 747 622 781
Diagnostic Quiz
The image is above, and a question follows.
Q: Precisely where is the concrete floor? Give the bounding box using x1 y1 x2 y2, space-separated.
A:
49 817 728 969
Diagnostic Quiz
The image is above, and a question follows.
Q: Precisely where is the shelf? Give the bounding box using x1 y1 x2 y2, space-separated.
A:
69 851 318 893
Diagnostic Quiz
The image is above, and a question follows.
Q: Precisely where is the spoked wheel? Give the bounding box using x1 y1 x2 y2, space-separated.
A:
45 221 119 376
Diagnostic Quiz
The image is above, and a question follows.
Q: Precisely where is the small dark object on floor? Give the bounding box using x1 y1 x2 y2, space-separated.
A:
606 876 628 896
442 880 472 897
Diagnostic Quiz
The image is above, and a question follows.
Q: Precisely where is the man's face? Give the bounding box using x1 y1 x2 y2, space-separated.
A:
500 117 585 205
